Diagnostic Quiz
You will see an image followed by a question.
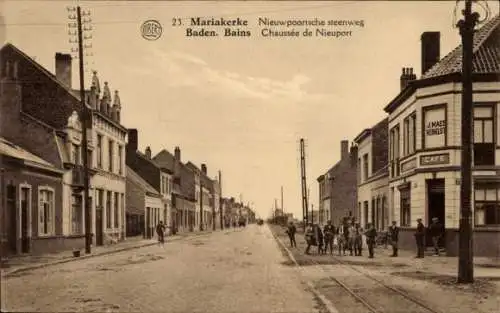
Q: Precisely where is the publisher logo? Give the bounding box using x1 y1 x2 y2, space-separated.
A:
141 20 163 41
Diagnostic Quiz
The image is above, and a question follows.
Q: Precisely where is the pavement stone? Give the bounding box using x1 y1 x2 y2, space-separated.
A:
1 225 327 313
0 229 217 278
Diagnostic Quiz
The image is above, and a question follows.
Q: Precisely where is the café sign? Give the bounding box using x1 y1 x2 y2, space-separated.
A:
420 153 450 166
423 106 446 148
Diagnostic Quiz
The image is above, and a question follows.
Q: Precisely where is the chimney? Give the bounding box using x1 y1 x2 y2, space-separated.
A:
341 140 349 160
127 129 138 152
55 53 72 88
421 32 440 75
174 146 181 161
201 164 207 175
349 143 358 167
400 67 416 91
145 146 151 159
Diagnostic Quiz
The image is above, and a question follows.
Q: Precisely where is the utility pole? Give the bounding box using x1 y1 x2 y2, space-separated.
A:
300 138 309 231
457 0 478 284
281 186 284 214
69 6 92 254
199 178 203 231
219 170 223 230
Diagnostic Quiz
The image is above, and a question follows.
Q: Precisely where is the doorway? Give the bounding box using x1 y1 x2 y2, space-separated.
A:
95 209 103 246
6 185 17 254
426 179 445 247
20 187 30 253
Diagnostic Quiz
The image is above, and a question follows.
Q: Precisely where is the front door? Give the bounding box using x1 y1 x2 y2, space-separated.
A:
426 179 446 248
96 209 103 246
6 185 17 254
20 187 30 253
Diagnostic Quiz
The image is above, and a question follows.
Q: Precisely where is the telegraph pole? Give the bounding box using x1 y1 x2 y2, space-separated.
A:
69 6 92 254
281 186 284 214
219 170 223 230
457 0 478 284
300 138 309 231
199 179 203 231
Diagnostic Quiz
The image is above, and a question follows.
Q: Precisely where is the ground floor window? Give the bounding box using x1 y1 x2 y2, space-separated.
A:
38 187 55 236
474 184 500 226
71 194 83 234
363 201 368 227
400 189 411 227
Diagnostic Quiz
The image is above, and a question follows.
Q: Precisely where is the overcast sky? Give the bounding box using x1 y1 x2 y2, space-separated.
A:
2 0 499 220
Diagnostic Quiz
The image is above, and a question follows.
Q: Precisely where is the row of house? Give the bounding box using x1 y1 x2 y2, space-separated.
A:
0 43 254 257
317 15 500 257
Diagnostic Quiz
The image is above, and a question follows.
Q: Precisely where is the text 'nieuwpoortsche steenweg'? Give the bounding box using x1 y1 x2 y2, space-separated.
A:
174 17 366 38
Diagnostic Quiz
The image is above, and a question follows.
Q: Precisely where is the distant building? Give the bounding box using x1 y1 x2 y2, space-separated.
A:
354 118 389 230
317 140 358 226
125 166 162 237
126 130 173 237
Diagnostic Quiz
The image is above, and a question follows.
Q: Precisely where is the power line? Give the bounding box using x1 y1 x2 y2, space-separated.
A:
1 2 360 26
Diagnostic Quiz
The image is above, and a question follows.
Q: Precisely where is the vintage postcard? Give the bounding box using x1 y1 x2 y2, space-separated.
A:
0 0 499 312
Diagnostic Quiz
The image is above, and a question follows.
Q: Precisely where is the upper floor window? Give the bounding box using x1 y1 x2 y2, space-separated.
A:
473 105 495 166
403 113 417 156
362 153 369 181
72 144 80 165
423 104 446 149
390 125 400 178
357 158 361 184
108 139 114 172
97 134 103 168
118 145 123 175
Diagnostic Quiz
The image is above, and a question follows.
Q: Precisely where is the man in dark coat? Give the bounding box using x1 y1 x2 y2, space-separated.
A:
353 223 363 256
156 221 166 247
286 222 297 248
323 220 336 255
304 223 316 255
389 221 399 257
428 217 443 256
414 218 425 258
364 223 377 258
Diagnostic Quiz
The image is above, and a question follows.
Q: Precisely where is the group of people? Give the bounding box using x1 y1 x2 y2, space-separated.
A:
285 216 445 259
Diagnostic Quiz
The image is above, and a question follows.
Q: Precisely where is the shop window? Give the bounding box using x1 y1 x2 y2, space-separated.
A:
473 105 495 166
474 185 500 226
106 190 112 229
363 201 368 227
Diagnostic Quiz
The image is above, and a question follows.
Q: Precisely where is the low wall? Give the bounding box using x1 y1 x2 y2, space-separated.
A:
398 227 500 257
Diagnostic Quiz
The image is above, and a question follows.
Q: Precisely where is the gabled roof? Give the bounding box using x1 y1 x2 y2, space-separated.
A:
152 149 176 173
135 150 173 175
422 15 500 79
126 166 161 196
384 15 500 113
0 136 63 173
1 43 82 102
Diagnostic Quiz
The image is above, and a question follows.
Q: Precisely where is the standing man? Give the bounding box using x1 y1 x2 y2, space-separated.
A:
304 223 316 255
353 223 363 256
414 218 425 258
389 221 399 257
156 221 166 247
428 217 443 256
286 221 297 248
364 223 377 259
323 220 336 255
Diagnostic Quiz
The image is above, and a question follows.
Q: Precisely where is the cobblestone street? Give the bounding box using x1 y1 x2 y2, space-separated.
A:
1 226 326 313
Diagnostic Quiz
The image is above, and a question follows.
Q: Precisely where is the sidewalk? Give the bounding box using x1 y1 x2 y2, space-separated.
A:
1 229 215 278
270 225 500 277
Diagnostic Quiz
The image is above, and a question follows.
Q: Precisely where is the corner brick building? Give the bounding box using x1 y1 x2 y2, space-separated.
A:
317 140 358 226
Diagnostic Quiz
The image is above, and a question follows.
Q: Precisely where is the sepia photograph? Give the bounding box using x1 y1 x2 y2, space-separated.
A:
0 0 499 312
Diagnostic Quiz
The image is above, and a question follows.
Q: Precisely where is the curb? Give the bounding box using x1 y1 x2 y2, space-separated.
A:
1 231 211 278
268 226 339 313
